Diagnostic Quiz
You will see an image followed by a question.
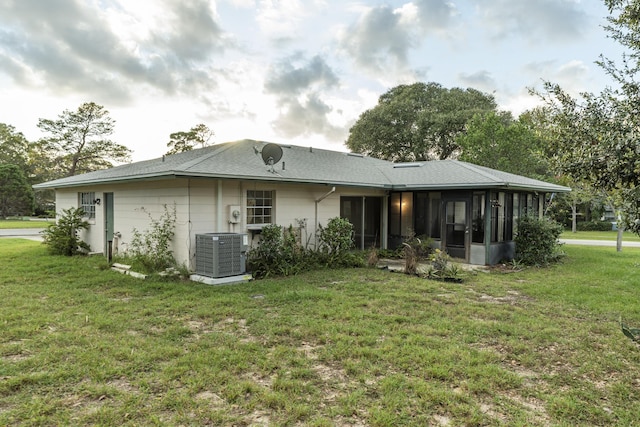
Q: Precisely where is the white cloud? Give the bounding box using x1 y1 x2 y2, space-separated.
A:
0 0 626 162
255 0 326 43
474 0 589 43
458 71 498 93
264 53 343 138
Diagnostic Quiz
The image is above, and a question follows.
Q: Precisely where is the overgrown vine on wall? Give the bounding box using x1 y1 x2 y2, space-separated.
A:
126 204 177 273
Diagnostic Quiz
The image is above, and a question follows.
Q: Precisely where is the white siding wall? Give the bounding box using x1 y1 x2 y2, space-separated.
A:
55 181 190 263
55 189 105 254
113 180 190 264
54 178 386 270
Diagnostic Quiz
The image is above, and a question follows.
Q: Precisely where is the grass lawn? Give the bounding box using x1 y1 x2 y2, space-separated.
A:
0 220 53 229
1 240 639 426
561 229 640 242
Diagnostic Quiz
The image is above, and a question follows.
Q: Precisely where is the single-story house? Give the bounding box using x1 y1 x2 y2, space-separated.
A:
34 139 569 267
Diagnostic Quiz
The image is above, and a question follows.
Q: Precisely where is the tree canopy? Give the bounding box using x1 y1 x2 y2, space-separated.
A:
457 111 549 179
535 0 640 234
345 82 497 161
166 123 214 155
0 123 30 169
37 102 131 177
0 163 35 219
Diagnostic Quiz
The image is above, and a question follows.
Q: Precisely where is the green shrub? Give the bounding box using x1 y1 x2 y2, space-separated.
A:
247 218 364 279
247 224 312 279
127 205 177 273
317 218 354 255
577 220 614 231
317 217 364 268
425 249 464 282
41 207 90 256
515 215 564 266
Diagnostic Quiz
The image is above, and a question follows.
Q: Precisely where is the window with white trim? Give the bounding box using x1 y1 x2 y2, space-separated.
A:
247 190 273 225
79 192 96 219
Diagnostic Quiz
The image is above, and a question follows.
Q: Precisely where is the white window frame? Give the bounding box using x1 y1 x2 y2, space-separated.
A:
246 190 274 225
79 192 96 219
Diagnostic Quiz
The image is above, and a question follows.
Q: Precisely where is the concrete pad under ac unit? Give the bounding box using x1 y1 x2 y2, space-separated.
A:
190 274 252 286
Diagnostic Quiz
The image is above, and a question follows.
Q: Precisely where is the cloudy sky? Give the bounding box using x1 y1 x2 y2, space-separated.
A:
0 0 625 161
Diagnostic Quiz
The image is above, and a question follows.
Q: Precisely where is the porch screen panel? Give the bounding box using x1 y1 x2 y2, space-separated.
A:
340 197 361 247
497 192 505 242
430 195 441 239
490 192 507 242
445 201 466 246
532 194 540 216
513 193 520 235
491 192 498 242
340 197 380 249
390 193 401 236
472 193 485 243
504 193 514 241
364 197 382 248
400 192 413 237
414 193 429 236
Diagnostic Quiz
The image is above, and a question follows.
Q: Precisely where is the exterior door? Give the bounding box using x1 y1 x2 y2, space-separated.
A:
104 192 114 257
444 199 470 261
340 196 382 249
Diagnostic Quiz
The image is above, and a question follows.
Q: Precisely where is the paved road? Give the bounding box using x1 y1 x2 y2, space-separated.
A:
560 238 640 247
1 229 639 247
0 228 45 241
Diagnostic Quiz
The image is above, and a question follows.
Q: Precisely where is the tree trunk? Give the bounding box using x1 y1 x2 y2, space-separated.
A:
571 202 577 233
617 222 624 253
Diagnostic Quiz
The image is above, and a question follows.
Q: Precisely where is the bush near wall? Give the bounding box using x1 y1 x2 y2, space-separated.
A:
247 218 364 279
515 215 564 266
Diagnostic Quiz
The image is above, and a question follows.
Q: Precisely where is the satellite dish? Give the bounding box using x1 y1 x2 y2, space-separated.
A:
261 143 283 167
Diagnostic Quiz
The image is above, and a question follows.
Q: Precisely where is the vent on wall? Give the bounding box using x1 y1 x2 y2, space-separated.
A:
195 233 248 278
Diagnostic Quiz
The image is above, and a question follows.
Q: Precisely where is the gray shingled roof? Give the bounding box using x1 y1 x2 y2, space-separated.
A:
33 139 570 193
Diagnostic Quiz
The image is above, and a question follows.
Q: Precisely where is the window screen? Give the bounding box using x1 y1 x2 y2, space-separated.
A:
79 192 96 219
247 190 273 224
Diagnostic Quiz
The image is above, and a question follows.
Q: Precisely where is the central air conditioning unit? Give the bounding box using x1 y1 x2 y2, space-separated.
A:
195 233 248 278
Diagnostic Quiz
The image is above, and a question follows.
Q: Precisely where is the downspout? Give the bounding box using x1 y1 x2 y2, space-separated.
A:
217 180 223 232
314 186 336 248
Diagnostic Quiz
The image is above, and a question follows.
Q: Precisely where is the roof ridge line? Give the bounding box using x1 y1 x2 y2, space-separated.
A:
453 160 504 184
176 142 235 171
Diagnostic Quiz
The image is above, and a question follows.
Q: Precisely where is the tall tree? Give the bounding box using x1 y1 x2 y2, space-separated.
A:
457 111 549 178
534 0 640 236
166 123 214 155
346 82 497 161
0 123 30 169
37 102 131 177
0 164 35 219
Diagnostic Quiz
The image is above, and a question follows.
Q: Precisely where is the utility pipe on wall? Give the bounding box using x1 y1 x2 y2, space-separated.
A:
314 186 336 248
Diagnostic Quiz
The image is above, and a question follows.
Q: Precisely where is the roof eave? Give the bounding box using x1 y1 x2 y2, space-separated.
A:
394 182 571 192
33 171 394 190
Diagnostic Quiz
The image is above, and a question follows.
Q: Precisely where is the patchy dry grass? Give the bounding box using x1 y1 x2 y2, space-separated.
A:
1 239 639 426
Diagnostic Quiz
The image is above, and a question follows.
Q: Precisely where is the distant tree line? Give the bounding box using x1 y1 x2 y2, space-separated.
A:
0 101 214 218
